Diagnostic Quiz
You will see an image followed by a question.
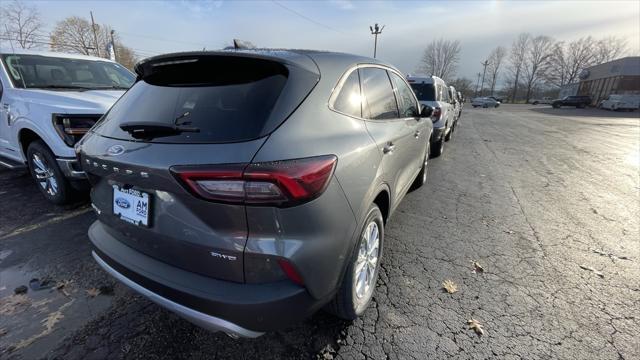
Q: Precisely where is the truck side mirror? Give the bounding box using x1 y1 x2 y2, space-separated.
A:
420 104 433 118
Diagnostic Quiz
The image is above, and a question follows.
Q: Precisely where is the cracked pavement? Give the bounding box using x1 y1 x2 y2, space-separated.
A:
1 104 638 359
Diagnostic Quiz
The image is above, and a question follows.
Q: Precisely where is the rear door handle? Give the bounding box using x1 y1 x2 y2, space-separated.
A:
383 142 395 154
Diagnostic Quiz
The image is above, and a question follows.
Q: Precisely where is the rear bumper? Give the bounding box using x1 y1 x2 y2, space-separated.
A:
89 221 326 336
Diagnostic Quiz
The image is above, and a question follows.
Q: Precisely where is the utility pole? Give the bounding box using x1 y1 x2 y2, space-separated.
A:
110 29 117 62
474 72 481 97
90 11 100 57
369 23 385 58
479 60 489 97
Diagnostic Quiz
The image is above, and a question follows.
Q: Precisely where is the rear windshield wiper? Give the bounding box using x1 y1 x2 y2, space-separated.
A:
119 121 200 139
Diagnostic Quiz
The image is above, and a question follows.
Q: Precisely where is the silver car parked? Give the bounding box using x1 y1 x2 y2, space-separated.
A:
406 75 455 157
79 50 433 337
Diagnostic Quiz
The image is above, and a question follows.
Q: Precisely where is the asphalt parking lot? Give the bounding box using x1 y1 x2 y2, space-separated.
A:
1 104 638 360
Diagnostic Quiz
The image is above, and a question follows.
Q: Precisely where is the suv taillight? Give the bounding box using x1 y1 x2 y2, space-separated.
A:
432 107 442 122
171 155 337 207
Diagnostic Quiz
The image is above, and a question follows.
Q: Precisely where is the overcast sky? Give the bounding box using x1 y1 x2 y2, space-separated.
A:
19 0 640 82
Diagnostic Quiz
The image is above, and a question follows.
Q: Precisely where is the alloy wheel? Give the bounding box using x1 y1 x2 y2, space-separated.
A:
32 153 58 196
354 221 380 300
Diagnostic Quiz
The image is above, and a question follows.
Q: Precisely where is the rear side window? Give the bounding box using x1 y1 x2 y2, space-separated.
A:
410 83 436 101
390 72 418 118
439 85 449 102
93 56 314 143
360 67 398 120
332 70 362 118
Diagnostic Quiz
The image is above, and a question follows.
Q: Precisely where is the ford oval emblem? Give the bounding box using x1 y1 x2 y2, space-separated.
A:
107 145 125 156
115 197 130 209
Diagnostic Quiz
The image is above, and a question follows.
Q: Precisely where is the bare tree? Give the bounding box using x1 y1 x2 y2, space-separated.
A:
522 35 554 102
546 37 595 87
50 16 138 69
449 77 473 99
487 46 507 96
417 39 461 82
1 0 43 49
508 33 530 103
593 36 627 64
115 44 137 70
50 16 100 55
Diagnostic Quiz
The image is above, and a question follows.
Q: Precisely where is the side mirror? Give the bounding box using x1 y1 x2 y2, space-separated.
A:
420 104 433 118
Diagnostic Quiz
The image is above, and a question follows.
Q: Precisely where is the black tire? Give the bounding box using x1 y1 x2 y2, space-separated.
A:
26 140 79 205
326 204 384 320
533 101 539 105
553 104 561 109
410 144 429 191
430 131 445 157
444 123 453 142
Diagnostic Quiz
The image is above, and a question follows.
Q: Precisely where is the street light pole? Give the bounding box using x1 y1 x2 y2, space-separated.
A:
110 30 118 62
475 72 481 97
480 60 489 97
90 11 100 57
369 23 385 58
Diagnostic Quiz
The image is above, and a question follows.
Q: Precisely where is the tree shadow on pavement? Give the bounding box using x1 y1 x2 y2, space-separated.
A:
528 106 640 119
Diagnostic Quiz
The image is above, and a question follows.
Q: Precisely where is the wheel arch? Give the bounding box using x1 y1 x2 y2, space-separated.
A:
18 127 44 159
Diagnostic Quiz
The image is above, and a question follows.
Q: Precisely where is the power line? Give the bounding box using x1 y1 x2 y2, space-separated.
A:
271 0 344 34
0 36 161 58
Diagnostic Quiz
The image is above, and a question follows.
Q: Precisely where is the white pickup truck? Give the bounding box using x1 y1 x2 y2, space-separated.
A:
0 50 134 204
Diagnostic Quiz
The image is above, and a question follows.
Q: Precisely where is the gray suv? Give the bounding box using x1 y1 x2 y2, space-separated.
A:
78 50 433 337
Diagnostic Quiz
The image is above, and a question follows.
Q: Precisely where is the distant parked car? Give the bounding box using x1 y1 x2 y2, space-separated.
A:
552 95 591 108
488 96 503 103
449 86 462 121
471 97 500 108
0 49 135 204
530 97 553 105
407 75 456 157
598 94 640 111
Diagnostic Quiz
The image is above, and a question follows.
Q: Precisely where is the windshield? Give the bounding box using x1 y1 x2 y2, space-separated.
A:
1 54 135 90
410 83 436 101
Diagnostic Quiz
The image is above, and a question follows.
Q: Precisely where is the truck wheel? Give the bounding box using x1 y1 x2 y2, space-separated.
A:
445 124 453 142
326 204 383 320
27 140 79 205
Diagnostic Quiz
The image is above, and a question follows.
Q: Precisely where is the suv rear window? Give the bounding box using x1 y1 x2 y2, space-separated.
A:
409 83 436 101
93 55 317 143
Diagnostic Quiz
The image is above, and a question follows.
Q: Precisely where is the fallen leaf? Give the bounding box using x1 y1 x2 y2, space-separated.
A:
14 300 74 350
471 261 484 274
579 265 604 278
468 319 485 336
86 288 101 298
55 280 72 297
0 294 31 315
0 328 7 337
442 279 458 294
504 230 515 234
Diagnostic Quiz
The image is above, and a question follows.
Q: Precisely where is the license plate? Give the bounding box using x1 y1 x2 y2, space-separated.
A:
112 185 150 227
